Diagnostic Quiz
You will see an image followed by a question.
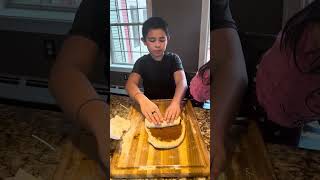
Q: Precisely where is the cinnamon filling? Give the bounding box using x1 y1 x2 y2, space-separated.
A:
149 124 182 142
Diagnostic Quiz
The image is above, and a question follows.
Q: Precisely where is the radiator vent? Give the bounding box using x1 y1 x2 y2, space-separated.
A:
95 87 109 95
0 75 19 85
0 74 109 104
26 79 49 88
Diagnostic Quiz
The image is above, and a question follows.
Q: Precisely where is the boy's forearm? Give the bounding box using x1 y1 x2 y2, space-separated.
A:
212 28 248 146
172 80 187 104
126 81 147 104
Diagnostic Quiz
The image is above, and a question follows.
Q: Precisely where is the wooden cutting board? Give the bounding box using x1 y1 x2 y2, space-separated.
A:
221 121 277 180
52 134 106 180
110 100 210 178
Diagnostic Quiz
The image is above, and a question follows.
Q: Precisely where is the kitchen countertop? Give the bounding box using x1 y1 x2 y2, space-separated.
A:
0 95 320 179
0 103 68 180
266 144 320 179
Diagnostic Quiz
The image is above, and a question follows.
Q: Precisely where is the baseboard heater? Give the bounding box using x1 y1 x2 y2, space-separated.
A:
110 85 144 96
110 85 127 95
0 74 109 105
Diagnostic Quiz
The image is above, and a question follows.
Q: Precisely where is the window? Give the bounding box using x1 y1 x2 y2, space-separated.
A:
0 0 79 34
110 0 150 66
130 6 140 48
6 0 82 11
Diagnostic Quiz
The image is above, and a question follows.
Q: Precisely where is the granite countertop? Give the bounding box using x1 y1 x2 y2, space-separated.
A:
266 144 320 179
0 103 70 180
1 95 320 179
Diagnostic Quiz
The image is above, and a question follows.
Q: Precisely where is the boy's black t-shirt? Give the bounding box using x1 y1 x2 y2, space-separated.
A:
132 52 184 99
211 0 237 30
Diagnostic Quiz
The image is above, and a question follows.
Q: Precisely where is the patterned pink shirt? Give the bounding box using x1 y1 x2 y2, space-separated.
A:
190 70 210 102
256 24 320 128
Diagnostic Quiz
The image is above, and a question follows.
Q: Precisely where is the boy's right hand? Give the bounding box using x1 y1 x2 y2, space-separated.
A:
139 98 163 125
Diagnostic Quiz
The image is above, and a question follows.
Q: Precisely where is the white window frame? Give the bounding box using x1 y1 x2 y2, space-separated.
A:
110 0 152 73
198 0 210 69
0 0 76 35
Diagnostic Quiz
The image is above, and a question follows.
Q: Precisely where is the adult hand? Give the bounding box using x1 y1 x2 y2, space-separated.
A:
164 100 181 123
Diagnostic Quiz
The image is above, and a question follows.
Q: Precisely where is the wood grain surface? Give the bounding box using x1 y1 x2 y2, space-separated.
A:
53 134 106 180
221 121 277 180
110 100 210 178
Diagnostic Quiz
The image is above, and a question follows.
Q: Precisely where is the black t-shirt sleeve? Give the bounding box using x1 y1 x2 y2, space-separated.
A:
211 0 237 31
171 54 184 73
132 58 144 76
69 0 106 49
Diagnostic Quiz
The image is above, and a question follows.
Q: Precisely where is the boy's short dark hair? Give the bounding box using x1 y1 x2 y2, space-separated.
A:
142 17 169 41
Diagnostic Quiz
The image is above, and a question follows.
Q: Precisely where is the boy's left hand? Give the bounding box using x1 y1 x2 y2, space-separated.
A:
164 101 181 123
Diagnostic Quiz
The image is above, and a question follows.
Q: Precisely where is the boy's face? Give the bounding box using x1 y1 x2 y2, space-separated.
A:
143 28 168 60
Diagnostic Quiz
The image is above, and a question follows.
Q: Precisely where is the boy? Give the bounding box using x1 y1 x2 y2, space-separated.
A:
125 17 188 126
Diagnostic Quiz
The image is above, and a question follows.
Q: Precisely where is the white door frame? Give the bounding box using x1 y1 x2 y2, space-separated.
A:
198 0 210 69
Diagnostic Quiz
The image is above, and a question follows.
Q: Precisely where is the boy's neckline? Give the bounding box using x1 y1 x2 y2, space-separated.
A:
150 52 166 62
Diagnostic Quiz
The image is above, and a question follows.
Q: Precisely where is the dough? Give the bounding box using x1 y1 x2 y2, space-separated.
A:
110 115 131 140
145 118 186 149
145 116 181 128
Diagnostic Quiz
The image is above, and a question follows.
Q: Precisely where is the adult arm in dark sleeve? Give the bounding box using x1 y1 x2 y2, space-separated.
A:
212 0 248 178
48 0 108 170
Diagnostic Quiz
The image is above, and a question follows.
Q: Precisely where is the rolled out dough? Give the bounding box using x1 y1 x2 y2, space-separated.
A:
145 118 185 149
145 116 181 128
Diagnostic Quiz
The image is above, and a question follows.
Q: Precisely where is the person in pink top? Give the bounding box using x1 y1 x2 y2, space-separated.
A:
255 0 320 145
190 61 210 103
